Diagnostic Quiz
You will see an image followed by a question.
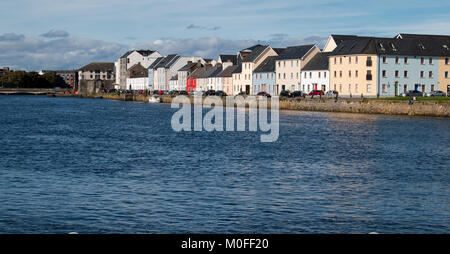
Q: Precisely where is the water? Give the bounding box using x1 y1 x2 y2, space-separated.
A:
0 95 449 234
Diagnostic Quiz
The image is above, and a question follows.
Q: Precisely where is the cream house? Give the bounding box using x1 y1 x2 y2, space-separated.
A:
275 45 319 92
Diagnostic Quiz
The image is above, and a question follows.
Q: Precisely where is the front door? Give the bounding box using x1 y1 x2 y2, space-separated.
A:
245 85 250 95
395 81 399 96
422 85 425 92
447 85 450 95
314 83 318 90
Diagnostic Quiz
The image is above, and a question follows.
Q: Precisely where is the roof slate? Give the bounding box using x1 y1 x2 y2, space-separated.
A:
217 65 238 77
79 62 114 71
301 52 331 71
276 44 315 60
253 56 277 73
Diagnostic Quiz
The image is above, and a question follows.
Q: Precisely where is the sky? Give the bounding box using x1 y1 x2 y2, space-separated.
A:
0 0 449 71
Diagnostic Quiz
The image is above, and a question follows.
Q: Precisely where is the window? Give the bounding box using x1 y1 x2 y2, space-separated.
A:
349 70 352 77
421 58 425 64
420 71 424 78
309 72 312 78
404 57 408 64
283 73 286 79
355 56 358 64
284 61 286 67
446 58 449 65
355 84 358 93
296 73 299 78
291 61 293 67
324 72 327 78
339 84 342 92
334 71 336 78
366 56 372 66
355 70 358 77
340 57 342 64
297 60 299 67
395 56 399 64
339 71 342 78
349 57 352 64
348 84 351 92
367 84 372 92
305 72 307 78
429 71 433 78
382 70 386 78
291 73 294 79
366 70 372 80
431 85 435 91
382 84 387 93
404 71 408 78
383 56 387 63
334 84 336 90
445 71 449 78
334 58 337 65
429 58 433 64
318 72 321 78
395 70 399 77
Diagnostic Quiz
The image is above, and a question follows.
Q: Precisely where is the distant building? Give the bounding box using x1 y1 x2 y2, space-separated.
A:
78 62 115 93
0 67 11 79
217 65 238 95
115 50 162 90
39 70 78 89
126 63 149 91
177 61 204 92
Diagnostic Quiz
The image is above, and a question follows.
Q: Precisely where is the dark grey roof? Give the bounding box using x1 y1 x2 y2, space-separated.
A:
148 57 165 69
207 67 223 78
121 49 157 58
170 74 178 80
330 36 450 57
219 55 237 65
154 54 179 69
330 35 359 46
188 66 213 79
276 44 315 60
232 64 242 74
302 52 331 71
242 45 270 62
217 65 238 77
198 66 219 78
79 62 114 71
253 56 277 73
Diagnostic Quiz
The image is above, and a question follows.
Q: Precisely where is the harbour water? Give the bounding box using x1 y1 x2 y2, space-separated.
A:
0 95 448 233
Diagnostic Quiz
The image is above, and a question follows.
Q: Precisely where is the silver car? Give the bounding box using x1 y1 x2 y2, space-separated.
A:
426 90 446 97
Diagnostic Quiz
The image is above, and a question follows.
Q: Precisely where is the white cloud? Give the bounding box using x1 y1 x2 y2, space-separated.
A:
40 30 70 38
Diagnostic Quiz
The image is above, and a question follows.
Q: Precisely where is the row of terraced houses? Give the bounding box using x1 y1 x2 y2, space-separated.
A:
76 33 450 97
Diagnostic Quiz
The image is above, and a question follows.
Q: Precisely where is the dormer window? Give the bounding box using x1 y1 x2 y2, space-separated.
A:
390 42 397 52
418 43 425 50
443 45 449 51
379 43 385 52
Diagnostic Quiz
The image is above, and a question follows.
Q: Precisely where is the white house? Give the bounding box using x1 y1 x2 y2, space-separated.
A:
300 52 331 93
153 55 204 91
115 50 162 90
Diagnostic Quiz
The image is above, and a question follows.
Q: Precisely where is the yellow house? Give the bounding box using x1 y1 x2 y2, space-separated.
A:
329 37 380 97
438 57 450 94
275 45 319 92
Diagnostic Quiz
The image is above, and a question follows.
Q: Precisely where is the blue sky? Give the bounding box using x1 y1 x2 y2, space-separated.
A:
1 0 449 70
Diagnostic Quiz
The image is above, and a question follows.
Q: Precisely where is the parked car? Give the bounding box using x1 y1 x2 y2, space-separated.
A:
169 90 179 95
257 91 271 98
326 90 338 97
215 90 227 97
162 90 170 95
191 90 204 96
279 90 291 98
426 90 446 97
137 90 144 94
153 90 164 95
204 90 216 96
236 91 246 96
179 91 189 95
401 90 425 97
291 91 306 98
309 90 325 96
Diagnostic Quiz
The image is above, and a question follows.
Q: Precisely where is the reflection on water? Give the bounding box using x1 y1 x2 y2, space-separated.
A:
0 95 449 233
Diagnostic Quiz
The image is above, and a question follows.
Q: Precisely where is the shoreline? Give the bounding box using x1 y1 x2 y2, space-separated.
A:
2 91 448 117
89 93 450 118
